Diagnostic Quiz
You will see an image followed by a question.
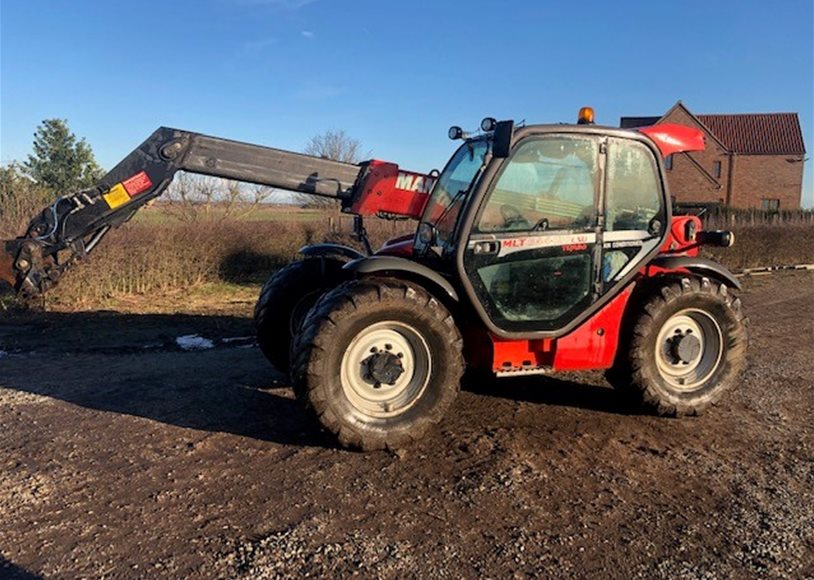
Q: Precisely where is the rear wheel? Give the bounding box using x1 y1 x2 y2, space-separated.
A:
254 257 345 373
291 278 463 450
606 276 747 415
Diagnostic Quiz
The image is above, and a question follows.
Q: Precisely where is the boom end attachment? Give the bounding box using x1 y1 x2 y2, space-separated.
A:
0 238 67 299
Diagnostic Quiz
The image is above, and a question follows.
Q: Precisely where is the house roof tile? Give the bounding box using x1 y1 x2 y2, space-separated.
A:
696 113 805 155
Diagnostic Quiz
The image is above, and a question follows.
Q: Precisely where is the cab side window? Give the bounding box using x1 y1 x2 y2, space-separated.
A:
602 139 665 283
605 139 662 232
476 137 599 233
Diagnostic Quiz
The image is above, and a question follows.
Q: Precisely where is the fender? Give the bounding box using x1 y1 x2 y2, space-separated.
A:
299 243 365 261
650 256 741 290
343 256 459 302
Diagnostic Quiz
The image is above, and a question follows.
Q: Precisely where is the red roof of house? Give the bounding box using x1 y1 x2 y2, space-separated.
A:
696 113 806 155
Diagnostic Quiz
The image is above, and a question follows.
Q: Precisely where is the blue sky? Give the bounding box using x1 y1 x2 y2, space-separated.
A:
1 0 812 206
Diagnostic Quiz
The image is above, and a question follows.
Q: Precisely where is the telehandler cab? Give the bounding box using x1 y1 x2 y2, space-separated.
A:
2 108 747 450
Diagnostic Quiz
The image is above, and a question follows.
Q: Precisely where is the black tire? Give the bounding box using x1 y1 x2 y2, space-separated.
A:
291 278 464 450
606 276 747 416
254 258 345 373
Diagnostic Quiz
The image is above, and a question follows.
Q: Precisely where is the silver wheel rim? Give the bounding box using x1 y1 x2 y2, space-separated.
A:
340 321 432 418
655 308 724 391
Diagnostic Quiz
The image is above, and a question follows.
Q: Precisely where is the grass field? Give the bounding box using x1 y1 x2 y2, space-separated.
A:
43 206 411 307
133 203 333 224
2 202 812 310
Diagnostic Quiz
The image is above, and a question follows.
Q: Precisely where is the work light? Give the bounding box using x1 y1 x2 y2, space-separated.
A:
480 117 497 132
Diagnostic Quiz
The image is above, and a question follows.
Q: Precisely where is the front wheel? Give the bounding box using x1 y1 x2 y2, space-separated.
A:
291 278 464 450
606 276 747 416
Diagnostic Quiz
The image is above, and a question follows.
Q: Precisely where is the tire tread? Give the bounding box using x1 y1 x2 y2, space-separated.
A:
606 276 748 416
292 278 464 450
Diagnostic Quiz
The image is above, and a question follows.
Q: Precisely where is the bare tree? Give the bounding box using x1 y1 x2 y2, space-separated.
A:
304 129 362 163
161 172 276 222
299 130 363 207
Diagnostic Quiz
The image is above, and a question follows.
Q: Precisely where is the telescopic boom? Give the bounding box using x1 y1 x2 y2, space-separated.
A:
1 127 434 297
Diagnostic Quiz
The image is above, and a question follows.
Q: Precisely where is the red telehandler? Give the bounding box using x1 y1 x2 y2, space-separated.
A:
1 109 747 450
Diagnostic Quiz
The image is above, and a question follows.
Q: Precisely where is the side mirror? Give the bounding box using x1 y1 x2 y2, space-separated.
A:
492 120 514 158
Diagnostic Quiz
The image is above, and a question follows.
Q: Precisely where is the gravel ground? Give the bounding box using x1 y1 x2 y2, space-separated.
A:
0 272 812 578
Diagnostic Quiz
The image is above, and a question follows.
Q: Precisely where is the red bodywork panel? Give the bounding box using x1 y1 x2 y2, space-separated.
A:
490 284 635 372
661 215 702 255
552 285 635 370
492 337 554 371
348 160 435 219
639 123 706 157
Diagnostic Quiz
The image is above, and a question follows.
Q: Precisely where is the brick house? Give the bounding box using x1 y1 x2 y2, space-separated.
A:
621 101 806 209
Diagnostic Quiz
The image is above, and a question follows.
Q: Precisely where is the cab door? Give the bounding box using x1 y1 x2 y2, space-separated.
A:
600 137 667 291
461 135 603 334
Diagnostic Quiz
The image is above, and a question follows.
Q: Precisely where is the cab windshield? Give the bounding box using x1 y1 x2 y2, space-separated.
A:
420 138 489 250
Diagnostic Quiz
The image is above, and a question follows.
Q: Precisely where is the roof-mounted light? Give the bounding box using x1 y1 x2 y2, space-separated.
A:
480 117 497 132
577 107 595 125
448 126 464 140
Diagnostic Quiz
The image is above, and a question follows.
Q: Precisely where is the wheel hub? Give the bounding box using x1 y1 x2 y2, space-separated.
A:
670 332 702 364
655 309 724 391
364 350 405 386
339 321 432 418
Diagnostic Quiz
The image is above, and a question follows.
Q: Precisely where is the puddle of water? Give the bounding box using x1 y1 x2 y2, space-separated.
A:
175 335 215 351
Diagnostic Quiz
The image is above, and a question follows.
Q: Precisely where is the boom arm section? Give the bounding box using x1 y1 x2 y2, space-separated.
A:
1 127 432 297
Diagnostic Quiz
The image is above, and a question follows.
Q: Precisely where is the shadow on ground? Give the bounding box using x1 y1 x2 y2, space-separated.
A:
466 372 647 417
0 557 42 580
0 310 336 448
0 310 643 450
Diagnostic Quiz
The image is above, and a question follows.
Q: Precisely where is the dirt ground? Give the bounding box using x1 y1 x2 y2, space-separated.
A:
0 272 812 579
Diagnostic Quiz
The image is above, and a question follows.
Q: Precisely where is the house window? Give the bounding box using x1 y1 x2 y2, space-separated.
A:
713 161 722 179
665 154 673 170
761 198 780 211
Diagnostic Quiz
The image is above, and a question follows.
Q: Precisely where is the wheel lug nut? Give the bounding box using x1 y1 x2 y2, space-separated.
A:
385 344 393 350
370 347 378 353
397 353 403 358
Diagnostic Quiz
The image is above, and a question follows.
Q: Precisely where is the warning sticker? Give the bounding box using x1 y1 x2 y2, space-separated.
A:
103 183 130 209
122 171 153 196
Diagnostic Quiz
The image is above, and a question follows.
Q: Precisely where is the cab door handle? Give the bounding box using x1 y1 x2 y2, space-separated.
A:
472 241 500 255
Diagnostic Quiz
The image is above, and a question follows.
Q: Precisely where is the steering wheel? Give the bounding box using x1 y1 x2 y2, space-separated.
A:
500 204 531 230
532 217 550 232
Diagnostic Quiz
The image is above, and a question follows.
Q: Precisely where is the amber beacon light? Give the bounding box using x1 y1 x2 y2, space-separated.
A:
577 107 595 125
